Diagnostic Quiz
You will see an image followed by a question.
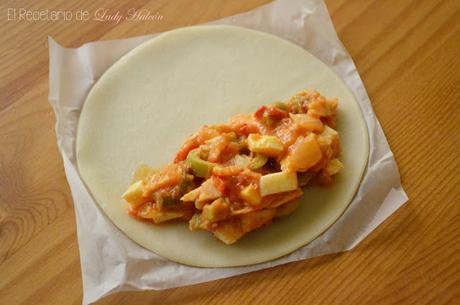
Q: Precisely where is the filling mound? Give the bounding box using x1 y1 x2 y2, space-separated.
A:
122 89 343 244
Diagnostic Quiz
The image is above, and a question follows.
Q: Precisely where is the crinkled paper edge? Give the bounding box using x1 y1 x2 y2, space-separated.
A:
47 0 408 304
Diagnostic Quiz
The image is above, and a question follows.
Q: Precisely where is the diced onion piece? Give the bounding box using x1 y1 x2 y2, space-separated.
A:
202 198 229 222
230 154 251 167
197 179 222 202
240 184 262 206
132 164 156 183
326 158 344 176
188 213 201 231
289 113 324 133
213 221 244 245
259 171 298 197
318 126 340 158
248 154 268 170
247 134 284 157
180 186 201 202
205 135 229 162
281 134 322 172
230 206 255 216
137 202 155 219
121 180 146 208
318 125 339 146
151 210 184 224
308 99 338 117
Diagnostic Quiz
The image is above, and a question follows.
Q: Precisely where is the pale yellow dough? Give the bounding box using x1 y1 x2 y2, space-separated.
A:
76 25 369 267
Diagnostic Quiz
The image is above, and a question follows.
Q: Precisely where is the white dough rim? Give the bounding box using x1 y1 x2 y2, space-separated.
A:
76 25 369 267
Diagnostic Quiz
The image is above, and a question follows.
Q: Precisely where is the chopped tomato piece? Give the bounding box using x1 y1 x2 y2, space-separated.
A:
174 127 220 162
213 165 244 177
212 175 229 194
254 105 267 120
266 107 288 120
143 163 184 195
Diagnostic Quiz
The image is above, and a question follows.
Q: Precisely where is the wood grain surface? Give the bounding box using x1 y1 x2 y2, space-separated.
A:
1 0 459 304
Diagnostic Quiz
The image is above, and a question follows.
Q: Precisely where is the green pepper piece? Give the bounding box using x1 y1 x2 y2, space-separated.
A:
186 149 215 178
273 101 288 111
163 196 177 206
297 172 314 186
179 173 193 192
249 154 268 170
225 131 237 141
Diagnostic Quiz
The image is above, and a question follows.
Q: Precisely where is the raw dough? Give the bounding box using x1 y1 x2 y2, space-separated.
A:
76 25 369 267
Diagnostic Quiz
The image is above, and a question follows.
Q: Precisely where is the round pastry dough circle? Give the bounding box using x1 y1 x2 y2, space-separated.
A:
77 25 369 267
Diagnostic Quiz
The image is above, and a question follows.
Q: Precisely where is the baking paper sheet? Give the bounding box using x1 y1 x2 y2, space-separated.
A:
48 0 408 304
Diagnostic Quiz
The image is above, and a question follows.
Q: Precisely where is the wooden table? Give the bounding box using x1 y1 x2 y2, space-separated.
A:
1 0 459 304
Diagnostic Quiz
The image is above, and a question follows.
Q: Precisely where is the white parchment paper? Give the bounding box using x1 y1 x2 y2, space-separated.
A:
48 0 408 304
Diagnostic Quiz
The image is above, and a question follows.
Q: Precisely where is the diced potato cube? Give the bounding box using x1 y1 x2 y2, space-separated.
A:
213 221 244 244
121 180 146 208
247 134 284 157
259 171 298 197
151 210 184 224
202 198 229 222
326 158 344 176
240 209 276 233
240 184 262 205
